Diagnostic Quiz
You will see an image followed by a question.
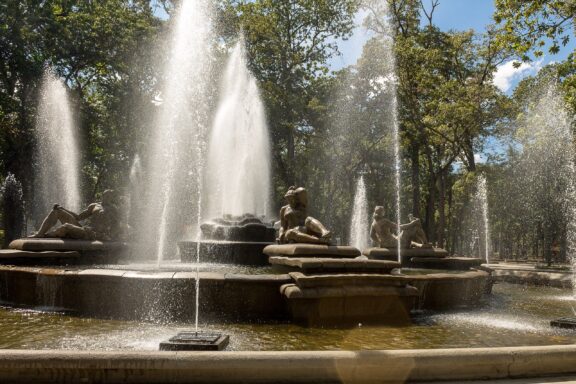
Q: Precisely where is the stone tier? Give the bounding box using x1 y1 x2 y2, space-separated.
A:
9 238 126 252
409 257 482 270
363 247 449 259
264 244 360 258
0 250 80 265
269 256 400 274
281 272 417 326
179 240 273 266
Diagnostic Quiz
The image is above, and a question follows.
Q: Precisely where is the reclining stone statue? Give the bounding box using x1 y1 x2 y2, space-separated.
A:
370 206 431 249
277 186 332 245
30 189 124 241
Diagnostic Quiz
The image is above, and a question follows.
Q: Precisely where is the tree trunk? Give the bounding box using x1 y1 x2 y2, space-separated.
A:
425 174 436 244
286 125 295 185
410 143 420 218
437 169 446 248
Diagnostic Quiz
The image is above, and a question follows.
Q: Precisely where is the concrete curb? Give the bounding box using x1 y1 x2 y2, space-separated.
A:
0 345 575 383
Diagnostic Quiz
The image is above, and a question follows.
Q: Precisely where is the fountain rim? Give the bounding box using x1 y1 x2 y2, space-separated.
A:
0 344 575 382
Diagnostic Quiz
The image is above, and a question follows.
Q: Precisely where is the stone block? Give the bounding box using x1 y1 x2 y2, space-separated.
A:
263 244 360 258
0 249 79 259
363 247 449 260
281 283 417 326
288 272 407 288
409 256 482 270
269 256 400 274
9 238 127 252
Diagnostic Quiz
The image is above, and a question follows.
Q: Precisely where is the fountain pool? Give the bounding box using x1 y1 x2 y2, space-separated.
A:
0 283 575 351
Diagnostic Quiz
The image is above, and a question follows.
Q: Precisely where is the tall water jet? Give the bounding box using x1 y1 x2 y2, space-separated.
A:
204 37 271 219
35 71 80 215
509 82 576 292
137 0 213 264
127 155 142 228
475 175 491 264
371 1 402 262
350 175 369 250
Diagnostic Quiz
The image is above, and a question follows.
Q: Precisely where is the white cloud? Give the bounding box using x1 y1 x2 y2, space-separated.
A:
493 60 543 92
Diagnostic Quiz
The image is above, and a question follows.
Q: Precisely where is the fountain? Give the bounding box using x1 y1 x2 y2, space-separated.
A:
9 2 576 382
127 154 143 229
204 37 271 221
350 175 370 251
374 0 403 264
178 37 275 266
475 174 491 264
34 71 80 216
136 0 214 263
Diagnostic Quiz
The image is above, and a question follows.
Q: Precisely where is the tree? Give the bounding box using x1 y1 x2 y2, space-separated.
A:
494 0 576 61
0 0 161 207
363 0 511 246
217 0 358 188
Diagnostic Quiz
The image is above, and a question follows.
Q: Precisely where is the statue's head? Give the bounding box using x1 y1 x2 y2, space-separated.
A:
284 186 296 205
294 187 308 206
373 206 385 220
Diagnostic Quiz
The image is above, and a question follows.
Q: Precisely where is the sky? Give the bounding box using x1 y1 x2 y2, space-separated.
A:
155 1 574 93
332 0 575 94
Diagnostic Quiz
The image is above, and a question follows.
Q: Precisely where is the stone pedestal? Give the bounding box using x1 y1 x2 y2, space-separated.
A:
280 272 417 326
9 238 127 252
363 247 450 267
269 256 400 274
409 257 482 270
264 244 361 258
0 250 80 266
180 215 275 265
7 238 127 264
159 332 229 351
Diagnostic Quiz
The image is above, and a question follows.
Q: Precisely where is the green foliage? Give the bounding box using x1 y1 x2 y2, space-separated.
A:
217 0 358 190
494 0 575 61
0 0 161 203
0 0 573 260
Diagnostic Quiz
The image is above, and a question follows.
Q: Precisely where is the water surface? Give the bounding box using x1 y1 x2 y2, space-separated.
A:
1 283 576 351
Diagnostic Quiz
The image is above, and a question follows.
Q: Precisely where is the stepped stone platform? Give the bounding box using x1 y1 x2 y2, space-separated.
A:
264 244 361 258
6 238 127 265
363 247 449 259
9 238 126 252
269 256 400 274
409 256 482 270
0 250 80 265
280 272 417 326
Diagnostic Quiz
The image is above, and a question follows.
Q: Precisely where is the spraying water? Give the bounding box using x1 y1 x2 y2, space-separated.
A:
372 1 402 262
476 175 491 264
127 155 142 227
350 176 370 250
136 0 214 330
204 37 271 219
137 0 213 264
35 71 80 214
511 82 576 294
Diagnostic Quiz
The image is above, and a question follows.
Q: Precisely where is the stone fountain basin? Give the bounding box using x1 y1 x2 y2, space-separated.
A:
0 265 492 323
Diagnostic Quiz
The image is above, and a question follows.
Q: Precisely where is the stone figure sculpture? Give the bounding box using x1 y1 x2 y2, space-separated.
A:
278 186 332 244
370 206 431 249
30 189 124 241
370 206 398 248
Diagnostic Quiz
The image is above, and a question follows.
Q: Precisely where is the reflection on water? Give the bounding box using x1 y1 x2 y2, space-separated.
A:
1 283 576 351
